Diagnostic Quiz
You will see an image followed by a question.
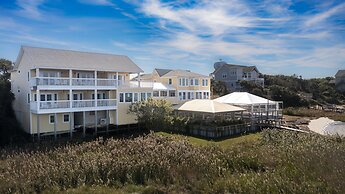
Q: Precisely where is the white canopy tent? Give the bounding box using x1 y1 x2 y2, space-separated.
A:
174 99 245 114
214 92 283 121
214 92 277 105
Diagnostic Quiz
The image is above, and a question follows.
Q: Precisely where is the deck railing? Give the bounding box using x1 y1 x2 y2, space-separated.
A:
30 77 154 88
30 99 117 112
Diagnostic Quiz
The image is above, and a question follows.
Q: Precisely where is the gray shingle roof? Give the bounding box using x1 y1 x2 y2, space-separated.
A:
335 70 345 77
15 46 143 73
212 63 259 74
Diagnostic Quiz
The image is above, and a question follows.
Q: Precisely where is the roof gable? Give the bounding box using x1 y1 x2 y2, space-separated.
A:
154 68 172 77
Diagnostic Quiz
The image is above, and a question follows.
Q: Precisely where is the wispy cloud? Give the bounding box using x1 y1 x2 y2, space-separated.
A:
1 0 344 78
78 0 115 6
15 0 45 20
305 2 345 27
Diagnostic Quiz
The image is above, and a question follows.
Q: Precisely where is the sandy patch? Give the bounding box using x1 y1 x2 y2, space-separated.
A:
308 117 345 136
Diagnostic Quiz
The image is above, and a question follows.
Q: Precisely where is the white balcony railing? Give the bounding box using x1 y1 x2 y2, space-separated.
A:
30 77 154 88
97 79 118 87
118 81 154 88
72 78 95 86
30 99 117 112
242 77 264 82
72 100 95 108
31 77 117 87
30 77 70 86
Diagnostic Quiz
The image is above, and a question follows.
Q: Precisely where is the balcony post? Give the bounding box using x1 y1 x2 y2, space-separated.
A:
106 110 109 134
95 70 97 107
95 110 98 135
35 68 39 78
37 114 40 142
116 72 118 87
69 69 72 109
54 113 57 140
36 89 40 112
69 112 73 139
83 111 86 137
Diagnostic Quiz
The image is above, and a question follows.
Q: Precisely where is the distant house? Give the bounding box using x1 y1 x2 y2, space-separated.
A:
134 68 211 104
211 61 264 91
335 70 345 92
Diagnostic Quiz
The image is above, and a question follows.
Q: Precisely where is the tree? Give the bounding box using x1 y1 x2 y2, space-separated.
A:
128 98 174 131
0 58 13 81
0 59 27 146
211 80 229 97
239 80 265 96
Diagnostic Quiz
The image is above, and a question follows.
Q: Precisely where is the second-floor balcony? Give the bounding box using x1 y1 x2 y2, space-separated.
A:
241 77 264 82
30 77 154 89
30 99 117 114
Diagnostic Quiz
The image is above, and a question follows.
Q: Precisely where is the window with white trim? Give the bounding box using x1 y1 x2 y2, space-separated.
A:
119 93 124 102
63 114 70 123
195 79 199 86
190 79 194 86
222 73 227 79
160 91 167 97
169 90 176 97
147 92 152 98
202 79 209 86
134 93 139 102
168 79 172 85
140 93 146 101
153 91 159 97
125 93 133 102
49 115 55 124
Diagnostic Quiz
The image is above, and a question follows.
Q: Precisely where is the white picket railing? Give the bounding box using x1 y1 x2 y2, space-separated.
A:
97 99 117 107
72 100 95 108
30 77 154 88
71 78 95 86
97 79 118 87
31 77 70 86
30 99 117 112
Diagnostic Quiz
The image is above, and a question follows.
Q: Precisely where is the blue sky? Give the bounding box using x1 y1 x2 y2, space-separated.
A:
0 0 344 78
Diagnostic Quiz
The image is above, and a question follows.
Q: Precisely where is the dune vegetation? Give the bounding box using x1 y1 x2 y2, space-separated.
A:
0 129 345 194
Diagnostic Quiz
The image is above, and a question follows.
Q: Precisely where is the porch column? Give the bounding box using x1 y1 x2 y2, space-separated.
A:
37 114 40 142
94 70 97 107
116 72 119 87
106 110 109 134
36 68 40 111
94 110 98 135
69 69 73 109
54 113 57 140
35 68 39 78
138 72 141 87
36 89 40 112
69 112 73 139
83 111 86 137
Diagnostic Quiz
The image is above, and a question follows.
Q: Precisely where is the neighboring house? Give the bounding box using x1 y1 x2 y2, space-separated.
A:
134 68 211 104
335 70 345 92
212 61 264 91
11 46 154 137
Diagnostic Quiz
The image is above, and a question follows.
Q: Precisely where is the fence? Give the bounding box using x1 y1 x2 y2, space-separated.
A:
172 123 256 139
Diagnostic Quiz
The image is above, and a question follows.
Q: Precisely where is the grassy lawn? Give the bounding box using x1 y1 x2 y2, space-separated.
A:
154 131 261 148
